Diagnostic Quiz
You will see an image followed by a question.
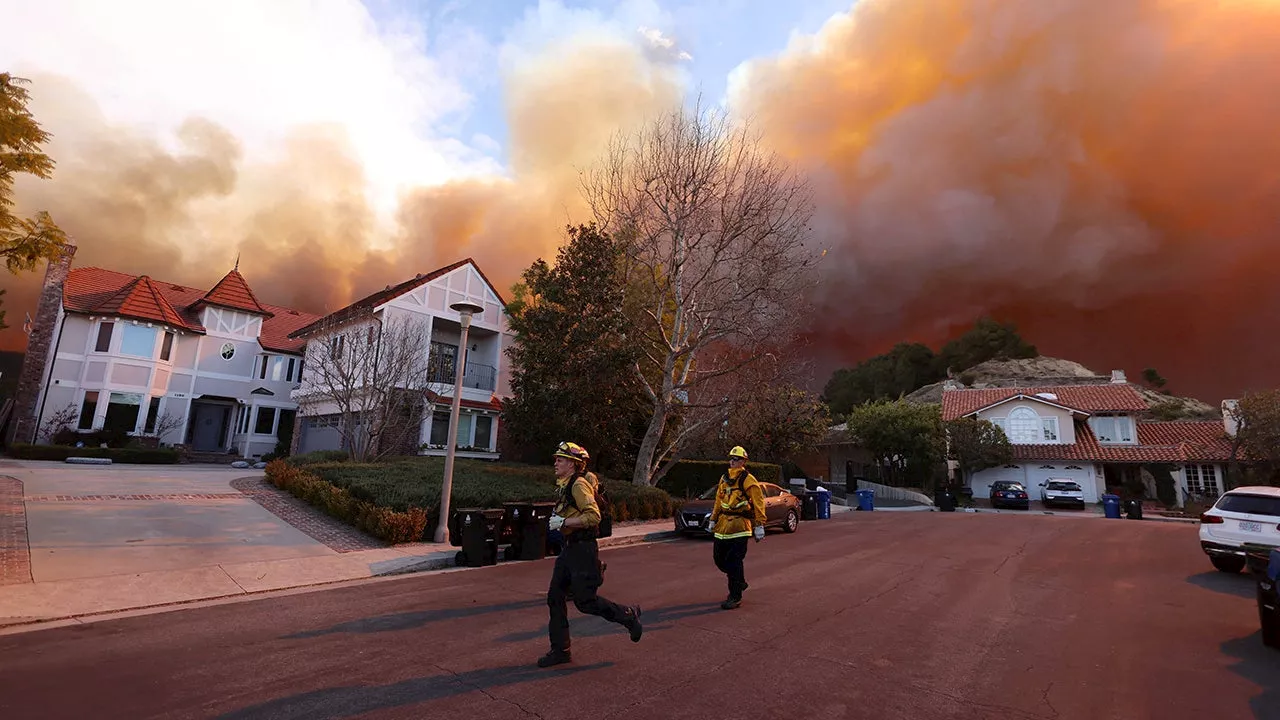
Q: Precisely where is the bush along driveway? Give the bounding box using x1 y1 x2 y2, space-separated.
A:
264 453 678 544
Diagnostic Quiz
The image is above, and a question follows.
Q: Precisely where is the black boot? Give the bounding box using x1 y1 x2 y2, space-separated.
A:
720 595 741 610
622 605 643 642
537 649 572 668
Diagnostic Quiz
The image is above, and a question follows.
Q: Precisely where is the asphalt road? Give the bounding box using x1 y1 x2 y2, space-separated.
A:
1 511 1276 720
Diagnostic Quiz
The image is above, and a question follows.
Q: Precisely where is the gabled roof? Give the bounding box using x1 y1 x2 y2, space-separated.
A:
62 267 322 355
91 275 190 330
193 269 272 317
942 384 1148 421
289 258 502 339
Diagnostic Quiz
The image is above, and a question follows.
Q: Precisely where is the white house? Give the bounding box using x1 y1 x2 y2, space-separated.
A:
8 249 321 457
942 375 1236 507
286 258 511 460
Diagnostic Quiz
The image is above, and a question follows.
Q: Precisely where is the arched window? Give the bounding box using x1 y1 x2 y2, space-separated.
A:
1007 407 1041 444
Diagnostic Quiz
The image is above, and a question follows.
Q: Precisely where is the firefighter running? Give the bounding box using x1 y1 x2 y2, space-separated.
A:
539 441 642 668
708 445 767 610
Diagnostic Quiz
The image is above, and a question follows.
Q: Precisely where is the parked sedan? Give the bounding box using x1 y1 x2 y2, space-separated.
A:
989 480 1030 510
1198 486 1280 573
675 482 801 536
1040 479 1085 509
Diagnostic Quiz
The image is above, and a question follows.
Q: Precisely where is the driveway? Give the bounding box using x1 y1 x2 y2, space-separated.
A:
0 460 345 583
0 511 1275 719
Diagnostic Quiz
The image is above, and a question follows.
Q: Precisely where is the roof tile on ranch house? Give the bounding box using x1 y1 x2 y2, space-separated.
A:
941 384 1149 421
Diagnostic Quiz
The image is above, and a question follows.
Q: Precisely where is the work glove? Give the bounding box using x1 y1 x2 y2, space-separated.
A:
705 516 717 532
548 514 565 532
753 526 765 542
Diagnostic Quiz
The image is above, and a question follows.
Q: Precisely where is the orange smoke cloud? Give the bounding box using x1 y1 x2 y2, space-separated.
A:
732 0 1280 402
1 37 680 348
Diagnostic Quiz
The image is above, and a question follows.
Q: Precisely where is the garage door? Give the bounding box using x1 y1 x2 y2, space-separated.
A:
298 416 344 454
971 465 1026 499
1025 464 1098 503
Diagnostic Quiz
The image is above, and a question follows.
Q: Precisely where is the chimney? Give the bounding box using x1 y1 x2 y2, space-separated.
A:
942 379 961 391
1110 369 1126 384
5 242 77 446
1222 399 1240 437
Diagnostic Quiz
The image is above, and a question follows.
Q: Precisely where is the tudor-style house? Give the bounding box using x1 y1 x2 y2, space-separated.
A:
5 244 321 457
940 372 1236 507
286 258 511 460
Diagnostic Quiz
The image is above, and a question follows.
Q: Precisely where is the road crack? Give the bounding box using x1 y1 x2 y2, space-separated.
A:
1041 680 1059 718
427 661 546 720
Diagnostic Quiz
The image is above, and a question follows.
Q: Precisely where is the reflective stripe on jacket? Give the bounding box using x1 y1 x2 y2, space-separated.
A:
710 469 766 540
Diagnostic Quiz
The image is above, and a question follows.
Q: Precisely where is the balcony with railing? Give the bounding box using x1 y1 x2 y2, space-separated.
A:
427 360 497 392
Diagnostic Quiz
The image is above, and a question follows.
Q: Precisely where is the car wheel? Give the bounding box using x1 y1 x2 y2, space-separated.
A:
784 509 798 533
1211 555 1246 574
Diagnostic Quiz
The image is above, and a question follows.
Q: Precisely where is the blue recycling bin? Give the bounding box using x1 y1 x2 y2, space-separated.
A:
855 489 875 511
812 489 831 519
1101 494 1121 519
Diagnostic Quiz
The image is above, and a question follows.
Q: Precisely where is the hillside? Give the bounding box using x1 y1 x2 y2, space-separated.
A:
904 355 1219 420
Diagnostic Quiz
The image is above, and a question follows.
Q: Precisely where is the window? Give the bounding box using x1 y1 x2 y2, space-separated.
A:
259 356 269 379
160 332 174 361
254 407 277 435
120 324 158 358
143 396 162 433
1042 417 1059 442
1215 493 1280 517
78 391 99 430
429 411 451 445
455 413 473 446
95 322 114 352
1185 464 1220 498
330 335 345 357
474 415 493 451
220 342 236 360
1091 416 1134 443
287 358 296 382
430 341 458 382
104 392 143 433
1006 407 1041 444
270 356 285 381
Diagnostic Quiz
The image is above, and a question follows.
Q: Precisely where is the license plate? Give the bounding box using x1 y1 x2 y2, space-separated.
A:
1241 521 1263 533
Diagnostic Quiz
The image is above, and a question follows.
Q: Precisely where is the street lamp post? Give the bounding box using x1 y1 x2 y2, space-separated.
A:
433 300 485 544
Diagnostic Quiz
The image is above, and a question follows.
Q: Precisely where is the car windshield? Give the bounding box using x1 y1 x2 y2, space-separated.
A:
1047 482 1080 491
1215 493 1280 517
699 485 719 500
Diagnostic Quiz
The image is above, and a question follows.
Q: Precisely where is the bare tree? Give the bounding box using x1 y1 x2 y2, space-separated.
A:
294 314 437 462
141 412 185 445
38 403 78 443
581 101 821 485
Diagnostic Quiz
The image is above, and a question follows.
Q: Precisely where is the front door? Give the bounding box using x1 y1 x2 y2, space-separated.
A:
191 403 228 451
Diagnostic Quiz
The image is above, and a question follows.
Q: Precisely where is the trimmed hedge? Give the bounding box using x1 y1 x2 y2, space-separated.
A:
286 449 350 467
265 460 427 543
6 443 180 464
265 456 677 543
657 459 783 499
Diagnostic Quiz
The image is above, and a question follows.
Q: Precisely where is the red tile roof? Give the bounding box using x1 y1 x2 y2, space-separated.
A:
941 384 1149 421
195 269 271 316
90 275 189 329
289 258 500 339
425 390 502 412
1006 420 1235 463
62 267 321 354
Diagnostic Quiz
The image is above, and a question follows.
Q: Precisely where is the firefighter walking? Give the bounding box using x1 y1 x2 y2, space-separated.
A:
539 441 642 668
708 445 767 610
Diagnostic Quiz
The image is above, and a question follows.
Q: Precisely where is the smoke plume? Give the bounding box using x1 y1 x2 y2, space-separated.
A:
731 0 1280 401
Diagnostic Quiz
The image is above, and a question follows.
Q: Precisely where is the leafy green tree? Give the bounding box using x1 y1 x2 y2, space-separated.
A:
1 74 69 274
822 342 936 417
944 417 1013 487
1142 367 1168 390
844 400 945 487
502 224 650 477
1229 389 1280 486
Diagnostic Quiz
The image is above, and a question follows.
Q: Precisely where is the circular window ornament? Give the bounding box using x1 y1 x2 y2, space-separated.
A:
220 342 236 360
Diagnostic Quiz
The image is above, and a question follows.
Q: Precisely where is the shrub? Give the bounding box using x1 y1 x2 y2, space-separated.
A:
286 449 350 467
5 444 180 464
657 459 782 499
264 460 427 544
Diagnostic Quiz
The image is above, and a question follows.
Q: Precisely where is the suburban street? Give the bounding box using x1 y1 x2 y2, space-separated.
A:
0 511 1275 720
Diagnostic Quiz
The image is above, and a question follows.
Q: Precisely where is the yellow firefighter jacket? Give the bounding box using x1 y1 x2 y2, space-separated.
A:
709 468 766 540
554 472 601 538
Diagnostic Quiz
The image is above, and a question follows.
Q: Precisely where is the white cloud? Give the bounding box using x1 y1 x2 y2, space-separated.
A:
638 26 693 61
0 0 499 224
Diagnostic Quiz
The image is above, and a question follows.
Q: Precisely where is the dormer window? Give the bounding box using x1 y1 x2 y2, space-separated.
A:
990 406 1060 444
1090 415 1135 444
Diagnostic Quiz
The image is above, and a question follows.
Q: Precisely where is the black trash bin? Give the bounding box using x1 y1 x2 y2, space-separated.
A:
501 502 531 561
936 489 956 512
801 492 819 521
1123 499 1144 520
504 501 554 561
454 507 505 567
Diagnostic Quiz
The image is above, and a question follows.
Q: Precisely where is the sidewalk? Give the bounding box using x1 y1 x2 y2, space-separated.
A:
0 519 678 631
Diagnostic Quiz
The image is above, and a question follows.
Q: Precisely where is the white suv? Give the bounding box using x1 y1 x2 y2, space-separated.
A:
1198 486 1280 573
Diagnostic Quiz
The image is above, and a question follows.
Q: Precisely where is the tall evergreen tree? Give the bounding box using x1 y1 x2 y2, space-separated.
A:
502 224 649 476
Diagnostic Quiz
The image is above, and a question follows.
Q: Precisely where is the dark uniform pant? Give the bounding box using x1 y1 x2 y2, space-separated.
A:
713 537 750 598
548 536 629 651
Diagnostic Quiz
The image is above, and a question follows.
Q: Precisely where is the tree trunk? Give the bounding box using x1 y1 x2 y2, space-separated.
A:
632 402 667 486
